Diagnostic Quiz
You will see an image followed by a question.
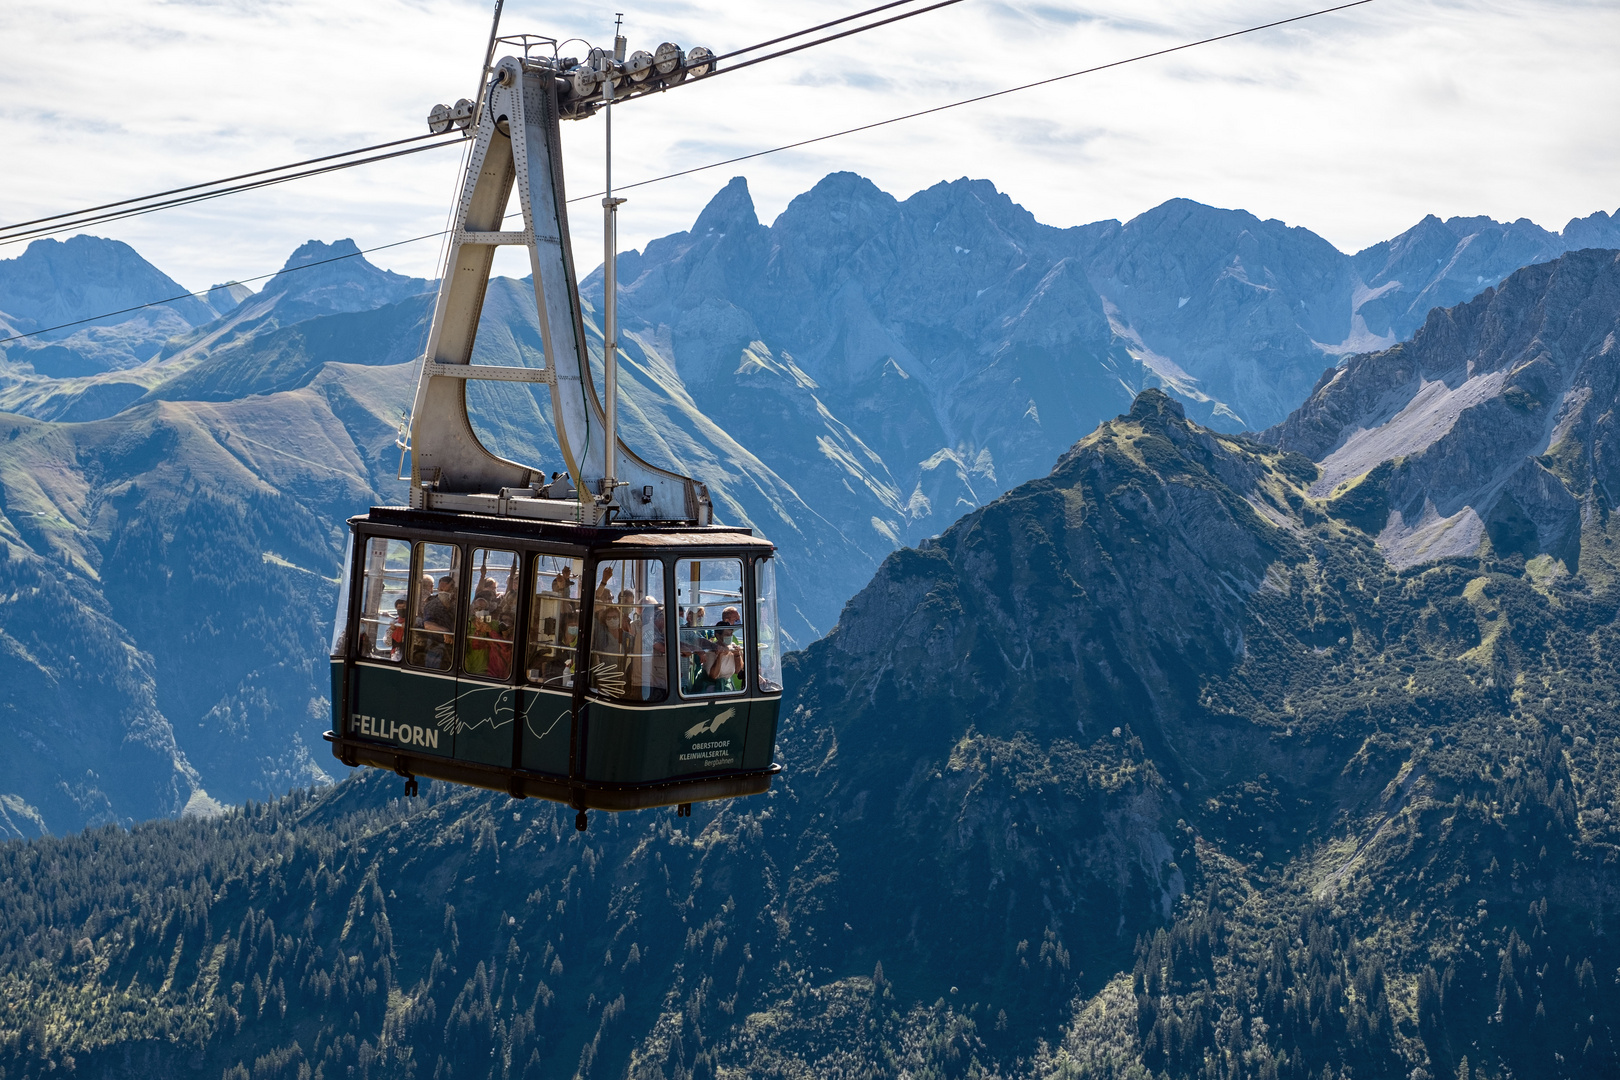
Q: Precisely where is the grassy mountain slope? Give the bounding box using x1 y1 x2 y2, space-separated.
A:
2 388 1617 1078
0 362 414 828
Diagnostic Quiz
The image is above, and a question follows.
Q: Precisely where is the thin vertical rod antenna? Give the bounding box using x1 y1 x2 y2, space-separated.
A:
601 16 624 502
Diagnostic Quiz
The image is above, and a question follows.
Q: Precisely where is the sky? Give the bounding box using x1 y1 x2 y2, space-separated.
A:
1 0 1617 293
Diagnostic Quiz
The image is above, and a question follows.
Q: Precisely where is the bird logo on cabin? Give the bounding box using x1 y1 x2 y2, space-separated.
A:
685 707 736 740
434 687 517 734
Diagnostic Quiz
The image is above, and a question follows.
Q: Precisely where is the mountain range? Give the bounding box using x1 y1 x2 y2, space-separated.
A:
3 244 1620 1077
0 176 1617 840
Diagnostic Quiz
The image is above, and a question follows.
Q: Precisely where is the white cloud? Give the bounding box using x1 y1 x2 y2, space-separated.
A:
1 0 1616 291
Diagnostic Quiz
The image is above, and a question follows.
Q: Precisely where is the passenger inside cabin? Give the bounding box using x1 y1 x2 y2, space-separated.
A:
496 567 521 624
698 607 745 693
421 574 457 668
540 614 579 683
389 598 407 659
679 606 706 686
465 597 493 674
596 565 615 603
595 603 630 656
423 576 457 631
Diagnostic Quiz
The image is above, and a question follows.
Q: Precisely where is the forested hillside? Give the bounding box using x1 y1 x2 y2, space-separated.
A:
2 365 1618 1077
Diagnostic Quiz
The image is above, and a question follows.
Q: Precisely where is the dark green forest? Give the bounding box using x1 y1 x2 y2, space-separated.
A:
2 392 1620 1079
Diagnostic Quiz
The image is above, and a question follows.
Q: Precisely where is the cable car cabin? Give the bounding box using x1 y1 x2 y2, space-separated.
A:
326 509 783 825
323 45 786 827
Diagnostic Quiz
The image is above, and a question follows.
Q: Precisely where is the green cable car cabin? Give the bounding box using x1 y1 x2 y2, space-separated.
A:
327 513 783 822
325 43 782 827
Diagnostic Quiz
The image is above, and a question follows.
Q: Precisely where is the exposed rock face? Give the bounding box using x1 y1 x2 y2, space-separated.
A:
1083 197 1355 427
0 236 216 331
233 238 429 322
1265 248 1620 570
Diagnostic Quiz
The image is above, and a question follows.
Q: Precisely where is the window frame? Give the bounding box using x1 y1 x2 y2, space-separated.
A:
750 554 783 695
353 536 415 665
525 550 587 693
579 554 673 707
673 555 751 701
404 540 465 674
460 545 523 684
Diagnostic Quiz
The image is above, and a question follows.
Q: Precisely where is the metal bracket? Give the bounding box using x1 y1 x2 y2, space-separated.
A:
404 54 708 525
458 229 533 246
423 360 556 385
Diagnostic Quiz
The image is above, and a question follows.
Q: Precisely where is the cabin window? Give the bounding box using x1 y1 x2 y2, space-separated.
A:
588 558 669 703
409 543 462 672
755 557 783 692
355 537 412 662
527 554 583 688
463 548 520 680
675 558 747 697
330 535 356 660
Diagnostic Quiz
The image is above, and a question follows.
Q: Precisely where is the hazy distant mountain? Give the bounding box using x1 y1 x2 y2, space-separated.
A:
0 181 1615 835
0 239 433 423
0 359 414 836
594 176 1620 573
1351 211 1620 344
0 236 221 377
222 237 431 324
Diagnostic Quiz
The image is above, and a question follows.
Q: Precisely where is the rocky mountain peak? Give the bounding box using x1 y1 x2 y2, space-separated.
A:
1129 385 1187 423
0 235 220 376
1562 207 1620 249
1264 246 1620 571
690 175 759 236
0 235 214 330
779 169 899 223
251 238 430 317
1350 213 1564 341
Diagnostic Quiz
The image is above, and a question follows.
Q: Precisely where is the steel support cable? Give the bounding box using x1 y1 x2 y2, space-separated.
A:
703 0 967 79
0 131 454 237
0 139 464 248
3 2 958 243
711 0 959 63
0 4 965 245
4 0 1377 345
566 0 1377 203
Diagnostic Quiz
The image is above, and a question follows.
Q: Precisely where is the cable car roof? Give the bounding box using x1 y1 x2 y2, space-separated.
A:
357 506 771 551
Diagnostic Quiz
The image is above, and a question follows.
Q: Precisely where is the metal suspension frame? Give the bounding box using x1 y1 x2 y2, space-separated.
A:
404 54 712 527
